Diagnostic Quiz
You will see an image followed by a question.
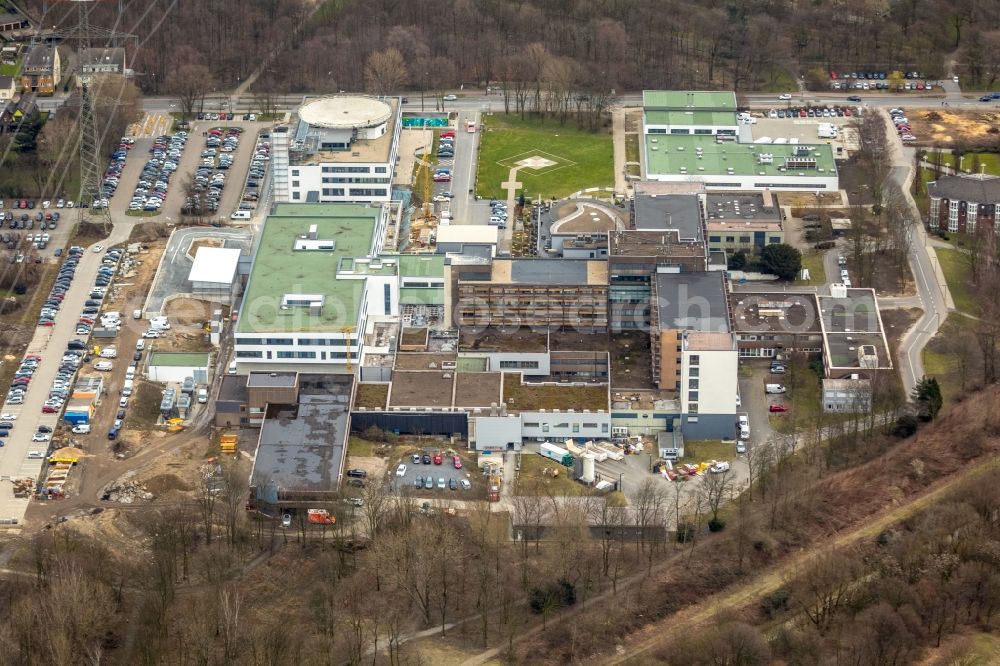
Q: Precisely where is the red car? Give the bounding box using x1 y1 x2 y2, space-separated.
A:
452 455 462 469
42 405 58 413
769 404 788 413
25 354 42 361
440 131 456 138
39 320 55 327
433 453 443 465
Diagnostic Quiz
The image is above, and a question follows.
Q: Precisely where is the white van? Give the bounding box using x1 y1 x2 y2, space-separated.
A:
150 316 170 330
125 366 136 380
102 311 121 321
99 347 117 359
197 387 208 403
231 210 251 220
132 309 142 319
122 379 134 397
94 361 113 371
227 361 237 375
71 424 91 434
765 384 786 394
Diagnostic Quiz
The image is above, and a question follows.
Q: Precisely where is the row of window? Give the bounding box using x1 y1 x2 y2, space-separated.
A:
708 235 782 244
498 360 540 369
523 423 609 433
235 350 351 360
236 337 355 346
321 177 390 184
312 166 388 174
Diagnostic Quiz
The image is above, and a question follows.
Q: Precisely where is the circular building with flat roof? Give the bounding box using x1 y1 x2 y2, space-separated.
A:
298 95 393 139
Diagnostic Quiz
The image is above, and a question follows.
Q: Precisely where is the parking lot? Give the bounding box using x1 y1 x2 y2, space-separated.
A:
172 120 272 224
389 450 476 495
0 200 81 266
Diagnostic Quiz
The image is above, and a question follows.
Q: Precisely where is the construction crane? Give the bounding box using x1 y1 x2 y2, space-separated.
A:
340 325 355 373
414 155 434 220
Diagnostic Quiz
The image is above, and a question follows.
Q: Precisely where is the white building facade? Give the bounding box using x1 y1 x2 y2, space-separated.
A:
272 95 401 205
679 331 739 439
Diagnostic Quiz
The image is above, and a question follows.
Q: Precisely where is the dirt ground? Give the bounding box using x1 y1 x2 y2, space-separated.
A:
881 307 922 360
907 109 1000 146
188 238 223 255
777 192 843 207
165 297 216 327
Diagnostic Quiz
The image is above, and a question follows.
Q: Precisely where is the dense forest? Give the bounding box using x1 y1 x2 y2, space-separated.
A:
20 0 1000 95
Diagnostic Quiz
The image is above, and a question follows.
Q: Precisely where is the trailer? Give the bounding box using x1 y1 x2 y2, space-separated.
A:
539 442 574 466
597 443 625 461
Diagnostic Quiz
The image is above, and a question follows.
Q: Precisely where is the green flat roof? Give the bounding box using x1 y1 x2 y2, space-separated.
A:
399 287 444 305
645 109 736 127
149 352 210 367
645 134 837 178
397 254 445 278
643 90 737 110
239 202 381 334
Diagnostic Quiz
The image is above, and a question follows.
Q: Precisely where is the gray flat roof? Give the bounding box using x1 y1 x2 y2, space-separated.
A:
655 272 730 332
819 290 881 333
510 259 588 284
706 193 781 222
247 371 298 388
251 377 353 495
218 375 249 403
632 194 703 241
816 289 891 370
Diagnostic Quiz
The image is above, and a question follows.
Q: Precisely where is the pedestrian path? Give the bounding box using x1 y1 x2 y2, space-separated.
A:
126 113 173 139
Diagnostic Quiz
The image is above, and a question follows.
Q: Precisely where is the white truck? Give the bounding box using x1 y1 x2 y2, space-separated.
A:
817 122 838 139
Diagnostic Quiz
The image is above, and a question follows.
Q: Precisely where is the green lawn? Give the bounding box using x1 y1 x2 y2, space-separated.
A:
0 56 22 77
795 250 827 286
347 436 376 457
515 453 592 496
476 114 613 200
680 440 733 464
962 153 1000 176
923 314 978 403
934 247 978 315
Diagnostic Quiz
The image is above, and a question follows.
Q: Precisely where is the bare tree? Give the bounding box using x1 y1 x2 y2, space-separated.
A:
700 467 734 526
364 48 408 97
167 63 215 120
360 481 392 538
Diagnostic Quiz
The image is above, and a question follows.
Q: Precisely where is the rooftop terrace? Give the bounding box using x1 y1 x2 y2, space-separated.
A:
238 203 382 334
502 374 609 412
729 293 822 334
644 134 837 179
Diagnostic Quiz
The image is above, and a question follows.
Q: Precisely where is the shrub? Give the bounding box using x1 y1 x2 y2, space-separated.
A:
708 517 726 532
892 414 919 438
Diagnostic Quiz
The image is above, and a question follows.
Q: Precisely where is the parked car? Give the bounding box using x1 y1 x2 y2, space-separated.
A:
769 403 789 413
